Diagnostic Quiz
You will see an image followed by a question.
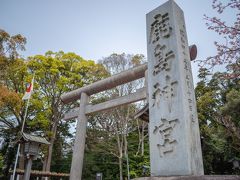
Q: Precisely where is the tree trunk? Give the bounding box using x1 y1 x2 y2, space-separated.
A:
119 157 123 180
136 119 141 155
123 133 130 180
116 126 123 180
45 140 53 172
141 123 145 156
136 121 147 156
45 121 58 172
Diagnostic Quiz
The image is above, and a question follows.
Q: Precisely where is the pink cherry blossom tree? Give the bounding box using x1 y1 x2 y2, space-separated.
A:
199 0 240 72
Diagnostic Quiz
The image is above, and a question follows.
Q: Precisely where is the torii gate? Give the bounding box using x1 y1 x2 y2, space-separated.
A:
61 0 203 179
61 46 197 180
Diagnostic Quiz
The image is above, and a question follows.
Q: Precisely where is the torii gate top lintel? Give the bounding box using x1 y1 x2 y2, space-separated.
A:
60 45 196 105
60 63 148 104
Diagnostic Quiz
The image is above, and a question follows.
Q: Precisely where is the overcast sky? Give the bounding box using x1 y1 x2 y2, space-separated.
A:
0 0 232 83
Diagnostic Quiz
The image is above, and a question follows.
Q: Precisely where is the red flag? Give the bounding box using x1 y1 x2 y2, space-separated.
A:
22 78 34 100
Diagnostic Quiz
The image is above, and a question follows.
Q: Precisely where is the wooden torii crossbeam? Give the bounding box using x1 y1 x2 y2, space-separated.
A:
61 45 197 180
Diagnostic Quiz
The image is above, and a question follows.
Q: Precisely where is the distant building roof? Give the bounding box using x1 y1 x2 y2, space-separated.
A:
134 103 149 122
18 133 50 145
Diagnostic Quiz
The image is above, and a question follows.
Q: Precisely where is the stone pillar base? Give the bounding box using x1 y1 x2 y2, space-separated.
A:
133 175 240 180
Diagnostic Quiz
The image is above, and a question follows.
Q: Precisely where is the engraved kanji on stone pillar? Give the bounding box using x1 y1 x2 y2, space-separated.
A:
153 44 175 75
149 13 172 44
152 76 178 113
147 0 203 176
153 118 178 157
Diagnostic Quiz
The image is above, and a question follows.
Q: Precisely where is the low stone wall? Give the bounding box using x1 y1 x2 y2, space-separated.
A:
133 175 240 180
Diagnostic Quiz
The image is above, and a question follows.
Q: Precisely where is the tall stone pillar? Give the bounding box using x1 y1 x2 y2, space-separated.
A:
146 0 203 176
70 92 89 180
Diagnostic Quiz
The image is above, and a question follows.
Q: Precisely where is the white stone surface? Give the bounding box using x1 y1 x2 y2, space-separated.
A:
147 0 203 176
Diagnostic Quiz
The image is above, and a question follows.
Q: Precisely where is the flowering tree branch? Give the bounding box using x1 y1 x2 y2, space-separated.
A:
198 0 240 71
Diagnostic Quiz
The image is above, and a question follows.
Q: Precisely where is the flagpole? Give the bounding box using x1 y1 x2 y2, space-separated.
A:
11 144 20 180
21 97 31 133
11 97 30 180
12 75 34 180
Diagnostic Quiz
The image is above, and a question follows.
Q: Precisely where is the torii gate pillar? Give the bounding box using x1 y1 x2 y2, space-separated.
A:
70 92 89 180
